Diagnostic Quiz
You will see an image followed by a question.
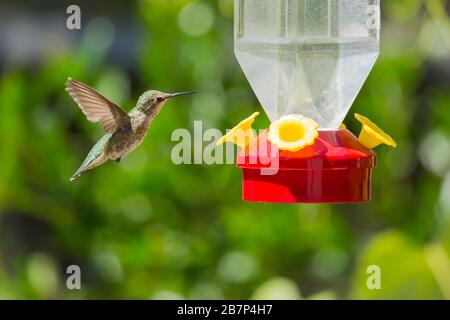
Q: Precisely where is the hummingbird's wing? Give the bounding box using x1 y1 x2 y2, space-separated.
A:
65 78 131 133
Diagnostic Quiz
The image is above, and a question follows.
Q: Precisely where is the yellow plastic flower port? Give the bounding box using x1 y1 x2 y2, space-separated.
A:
268 114 319 152
355 113 397 149
216 112 260 148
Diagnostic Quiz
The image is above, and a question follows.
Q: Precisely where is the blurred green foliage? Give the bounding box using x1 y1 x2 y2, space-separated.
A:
0 0 450 299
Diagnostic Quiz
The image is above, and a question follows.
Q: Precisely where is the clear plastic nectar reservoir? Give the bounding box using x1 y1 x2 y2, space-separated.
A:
235 0 380 128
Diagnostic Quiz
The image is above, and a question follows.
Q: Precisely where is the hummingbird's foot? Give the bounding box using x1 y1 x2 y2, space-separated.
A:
116 158 121 163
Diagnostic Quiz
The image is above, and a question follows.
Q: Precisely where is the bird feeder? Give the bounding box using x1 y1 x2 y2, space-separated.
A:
219 0 396 203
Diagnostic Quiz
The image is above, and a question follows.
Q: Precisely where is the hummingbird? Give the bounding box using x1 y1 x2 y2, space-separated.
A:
66 78 194 181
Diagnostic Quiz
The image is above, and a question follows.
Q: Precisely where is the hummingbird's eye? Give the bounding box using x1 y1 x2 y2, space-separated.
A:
156 97 163 102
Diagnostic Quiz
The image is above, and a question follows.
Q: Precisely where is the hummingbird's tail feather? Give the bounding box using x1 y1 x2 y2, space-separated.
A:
70 151 108 181
70 134 112 181
70 171 85 181
70 172 82 181
70 152 108 181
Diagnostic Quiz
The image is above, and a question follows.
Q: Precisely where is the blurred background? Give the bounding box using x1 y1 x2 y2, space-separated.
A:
0 0 450 300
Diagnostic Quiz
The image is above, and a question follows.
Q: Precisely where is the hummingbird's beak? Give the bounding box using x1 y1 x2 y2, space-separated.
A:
165 92 196 99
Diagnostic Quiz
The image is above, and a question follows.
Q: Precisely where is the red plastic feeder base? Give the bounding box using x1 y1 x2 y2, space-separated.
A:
237 129 376 204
